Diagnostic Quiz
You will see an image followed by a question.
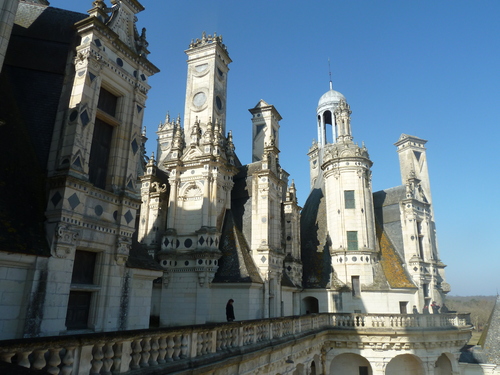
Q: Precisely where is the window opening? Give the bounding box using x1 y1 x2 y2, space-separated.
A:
399 301 408 314
347 231 358 250
352 276 360 297
344 190 355 209
66 250 97 330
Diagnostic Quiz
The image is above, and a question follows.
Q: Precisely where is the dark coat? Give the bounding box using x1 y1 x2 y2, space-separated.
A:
226 303 235 321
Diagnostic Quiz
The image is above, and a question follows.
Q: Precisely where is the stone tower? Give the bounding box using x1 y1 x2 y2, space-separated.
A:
148 33 238 326
249 127 288 318
183 32 231 145
395 134 448 307
322 99 378 303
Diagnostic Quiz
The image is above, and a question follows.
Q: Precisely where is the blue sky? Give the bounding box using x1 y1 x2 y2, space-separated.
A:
49 1 499 296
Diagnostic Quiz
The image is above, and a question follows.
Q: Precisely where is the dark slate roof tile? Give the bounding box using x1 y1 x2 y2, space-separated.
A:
300 187 332 288
475 295 500 365
213 210 263 284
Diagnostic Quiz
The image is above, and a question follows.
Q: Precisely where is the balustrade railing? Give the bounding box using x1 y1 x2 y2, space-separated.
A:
0 313 471 375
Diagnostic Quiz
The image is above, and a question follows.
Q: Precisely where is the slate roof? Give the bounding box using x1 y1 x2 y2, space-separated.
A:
213 209 263 284
373 186 406 260
300 185 332 288
300 180 415 290
473 295 500 365
0 3 162 271
0 3 85 256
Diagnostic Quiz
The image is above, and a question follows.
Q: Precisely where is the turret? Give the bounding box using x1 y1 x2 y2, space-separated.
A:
322 99 378 298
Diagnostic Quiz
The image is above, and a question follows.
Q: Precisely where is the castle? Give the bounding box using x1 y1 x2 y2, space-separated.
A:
0 1 496 374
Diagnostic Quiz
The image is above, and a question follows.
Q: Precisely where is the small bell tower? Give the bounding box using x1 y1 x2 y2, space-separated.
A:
183 32 231 146
322 99 378 307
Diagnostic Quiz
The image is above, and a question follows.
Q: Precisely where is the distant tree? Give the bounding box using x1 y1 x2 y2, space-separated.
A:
446 296 495 332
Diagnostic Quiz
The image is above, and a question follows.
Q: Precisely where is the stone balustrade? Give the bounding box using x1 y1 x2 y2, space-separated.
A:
0 313 471 375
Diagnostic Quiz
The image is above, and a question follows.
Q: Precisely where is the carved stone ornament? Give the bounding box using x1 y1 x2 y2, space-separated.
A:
74 48 103 72
53 224 79 258
116 236 131 265
150 181 167 193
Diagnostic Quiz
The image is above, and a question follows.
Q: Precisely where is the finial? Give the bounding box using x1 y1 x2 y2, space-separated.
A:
328 58 333 91
146 152 155 167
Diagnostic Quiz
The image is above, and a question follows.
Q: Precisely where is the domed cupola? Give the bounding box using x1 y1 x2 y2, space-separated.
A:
317 88 345 114
316 83 346 148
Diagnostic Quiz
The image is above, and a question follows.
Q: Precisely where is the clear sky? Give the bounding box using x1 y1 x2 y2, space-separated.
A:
49 0 500 296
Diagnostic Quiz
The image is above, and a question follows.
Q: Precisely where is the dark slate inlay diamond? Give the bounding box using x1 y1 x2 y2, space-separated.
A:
124 210 134 224
94 39 101 47
113 210 118 221
131 139 139 154
133 70 137 77
72 156 82 169
140 73 146 81
51 191 62 207
209 238 214 246
80 110 90 126
68 193 80 210
83 36 90 43
69 109 78 122
94 205 103 216
137 105 142 113
261 256 266 263
176 239 180 248
198 237 205 245
88 72 96 82
77 71 85 77
164 238 170 247
127 179 134 189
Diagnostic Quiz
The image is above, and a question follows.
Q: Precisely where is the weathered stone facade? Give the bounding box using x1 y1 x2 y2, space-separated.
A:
0 1 497 374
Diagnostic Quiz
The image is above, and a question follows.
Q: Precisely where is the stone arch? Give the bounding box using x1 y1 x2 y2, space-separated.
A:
329 353 372 375
310 353 321 375
177 181 204 233
434 353 455 375
310 360 316 375
302 296 319 314
385 354 424 375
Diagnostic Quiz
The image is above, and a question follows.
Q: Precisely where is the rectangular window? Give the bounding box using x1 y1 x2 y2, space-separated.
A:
97 87 118 117
88 87 118 190
88 118 113 189
66 291 92 330
66 250 97 330
399 301 408 314
352 276 360 297
71 250 97 285
347 231 358 250
344 190 355 209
